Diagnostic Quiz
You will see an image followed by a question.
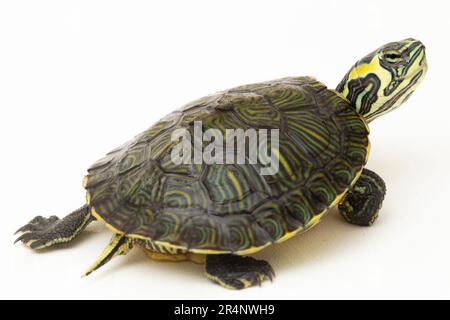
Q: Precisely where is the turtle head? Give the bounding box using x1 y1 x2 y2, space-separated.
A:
336 38 427 122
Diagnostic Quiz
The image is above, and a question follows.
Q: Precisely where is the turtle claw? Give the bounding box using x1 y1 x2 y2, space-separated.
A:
14 215 61 249
14 233 41 248
15 216 59 235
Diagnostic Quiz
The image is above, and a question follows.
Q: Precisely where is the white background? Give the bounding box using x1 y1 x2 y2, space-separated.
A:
1 0 449 300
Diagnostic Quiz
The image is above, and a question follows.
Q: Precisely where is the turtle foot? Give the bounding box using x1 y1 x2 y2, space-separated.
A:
14 205 92 250
15 216 62 249
339 168 386 226
205 254 275 290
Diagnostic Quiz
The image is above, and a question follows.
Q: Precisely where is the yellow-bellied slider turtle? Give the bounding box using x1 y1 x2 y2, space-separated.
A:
15 39 427 289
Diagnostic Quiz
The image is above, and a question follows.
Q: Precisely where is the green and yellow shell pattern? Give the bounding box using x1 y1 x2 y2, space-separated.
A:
83 76 370 255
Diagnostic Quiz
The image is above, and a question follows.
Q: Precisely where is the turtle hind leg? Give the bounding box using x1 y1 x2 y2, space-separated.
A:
205 254 275 290
15 204 93 250
339 168 387 226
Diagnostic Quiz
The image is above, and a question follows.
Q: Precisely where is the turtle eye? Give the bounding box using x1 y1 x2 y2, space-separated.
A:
382 51 403 63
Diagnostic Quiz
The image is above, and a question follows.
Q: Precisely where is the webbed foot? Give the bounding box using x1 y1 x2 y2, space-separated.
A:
339 168 386 226
205 254 275 290
15 205 92 250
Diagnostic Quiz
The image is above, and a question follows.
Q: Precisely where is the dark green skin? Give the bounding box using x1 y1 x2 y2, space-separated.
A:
15 206 92 249
339 169 386 226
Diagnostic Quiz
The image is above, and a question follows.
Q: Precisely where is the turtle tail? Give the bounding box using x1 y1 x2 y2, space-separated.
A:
83 234 133 277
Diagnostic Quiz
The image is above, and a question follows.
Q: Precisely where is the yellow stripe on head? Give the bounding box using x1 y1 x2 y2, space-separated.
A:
337 38 427 122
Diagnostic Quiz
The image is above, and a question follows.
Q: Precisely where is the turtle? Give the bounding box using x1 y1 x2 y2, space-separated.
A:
15 38 427 290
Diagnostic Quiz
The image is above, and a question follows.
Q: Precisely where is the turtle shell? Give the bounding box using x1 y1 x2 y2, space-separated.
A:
84 77 370 255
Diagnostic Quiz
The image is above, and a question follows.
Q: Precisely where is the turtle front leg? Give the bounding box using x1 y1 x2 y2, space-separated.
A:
205 254 275 290
338 168 386 226
15 205 94 250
